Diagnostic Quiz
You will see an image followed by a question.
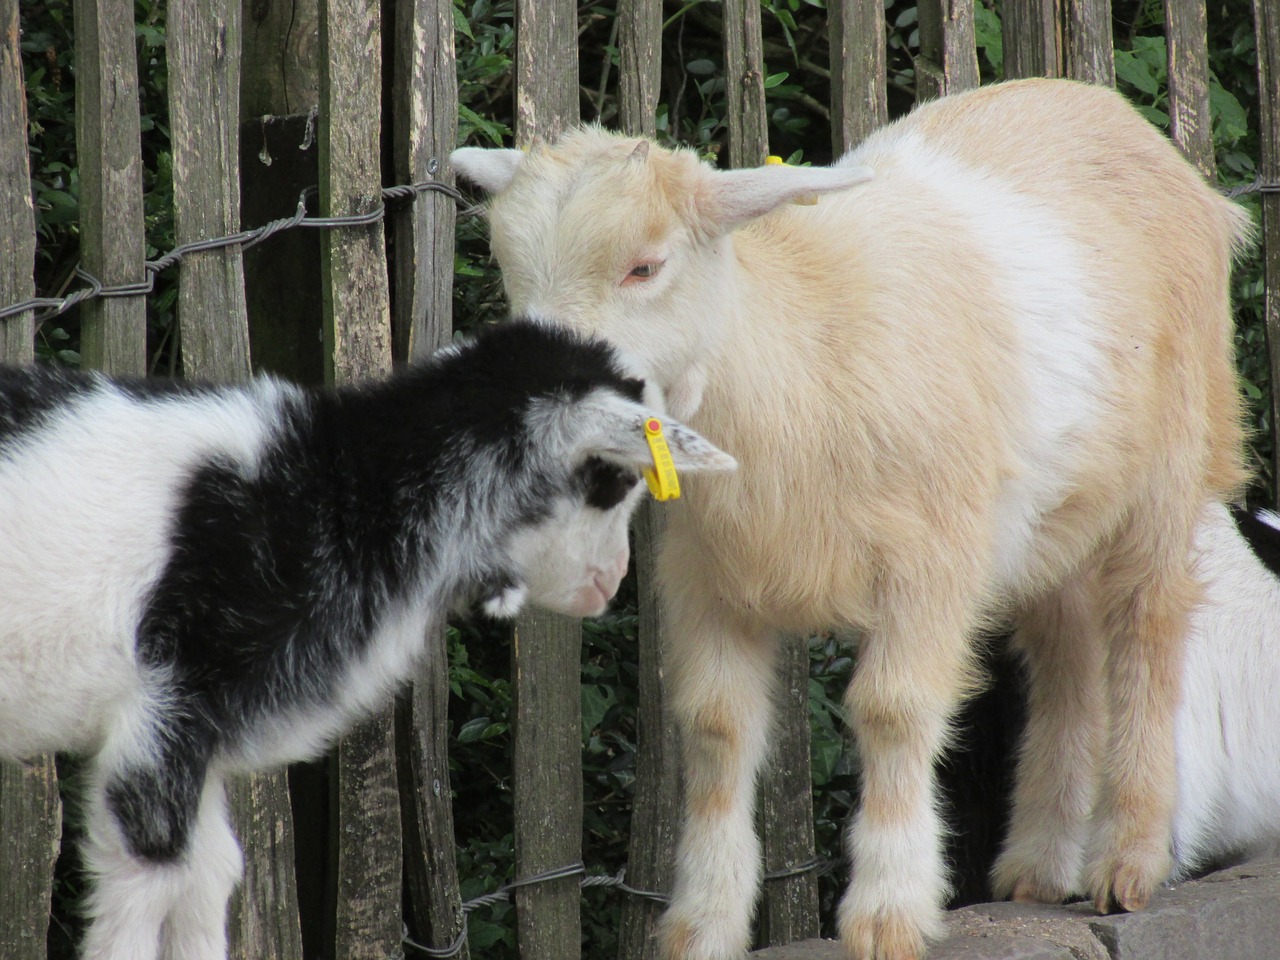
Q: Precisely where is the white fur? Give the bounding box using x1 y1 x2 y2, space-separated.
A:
1174 502 1280 874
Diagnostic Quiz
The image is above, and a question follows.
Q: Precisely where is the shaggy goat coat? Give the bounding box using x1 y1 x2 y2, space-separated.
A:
0 319 732 960
453 77 1250 960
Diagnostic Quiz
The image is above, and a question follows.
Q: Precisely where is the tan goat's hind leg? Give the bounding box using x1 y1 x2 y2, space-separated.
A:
657 602 779 960
1083 516 1193 914
837 578 980 960
991 570 1105 904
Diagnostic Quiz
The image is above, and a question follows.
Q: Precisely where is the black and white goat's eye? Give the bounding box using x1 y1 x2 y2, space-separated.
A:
623 260 664 286
579 457 641 510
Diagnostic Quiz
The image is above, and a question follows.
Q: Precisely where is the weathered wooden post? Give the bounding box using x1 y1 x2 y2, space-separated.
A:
167 3 308 956
318 1 403 957
721 1 822 947
829 0 888 157
1061 0 1114 85
916 0 980 101
1002 0 1060 79
1256 0 1280 498
0 6 62 958
509 4 584 959
391 0 468 956
1165 0 1215 178
73 0 147 375
614 8 683 956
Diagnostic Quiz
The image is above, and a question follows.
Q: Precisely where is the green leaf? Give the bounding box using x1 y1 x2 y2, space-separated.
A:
457 716 493 743
1114 49 1160 96
581 683 617 739
764 71 789 89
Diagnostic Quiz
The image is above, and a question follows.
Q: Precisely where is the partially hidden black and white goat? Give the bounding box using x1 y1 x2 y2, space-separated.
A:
0 318 734 960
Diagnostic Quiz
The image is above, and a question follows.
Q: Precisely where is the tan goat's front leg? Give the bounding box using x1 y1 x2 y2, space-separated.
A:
991 570 1106 903
836 576 981 960
1083 514 1194 913
656 596 779 960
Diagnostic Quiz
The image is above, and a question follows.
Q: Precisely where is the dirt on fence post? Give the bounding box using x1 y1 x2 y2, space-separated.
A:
916 0 980 102
828 0 888 157
317 2 402 958
167 3 308 957
719 2 822 947
510 7 584 958
0 27 58 932
72 0 147 375
390 0 468 956
1256 0 1280 498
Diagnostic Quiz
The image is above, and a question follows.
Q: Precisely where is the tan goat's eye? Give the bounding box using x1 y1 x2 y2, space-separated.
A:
624 261 664 285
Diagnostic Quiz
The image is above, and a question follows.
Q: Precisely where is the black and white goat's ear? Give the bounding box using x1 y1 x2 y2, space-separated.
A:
451 147 525 194
571 393 737 474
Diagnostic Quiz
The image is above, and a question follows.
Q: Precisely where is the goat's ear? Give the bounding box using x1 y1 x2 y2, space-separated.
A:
451 147 525 194
695 163 873 232
571 393 737 474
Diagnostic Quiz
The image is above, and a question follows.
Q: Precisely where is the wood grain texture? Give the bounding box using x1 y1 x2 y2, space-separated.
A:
828 0 888 156
0 758 61 960
1061 0 1115 85
240 0 320 118
618 0 662 139
514 0 579 145
1002 0 1060 79
169 0 252 381
224 774 305 960
72 0 147 375
916 0 980 102
1164 0 1215 178
391 0 457 364
723 0 769 167
1 0 35 363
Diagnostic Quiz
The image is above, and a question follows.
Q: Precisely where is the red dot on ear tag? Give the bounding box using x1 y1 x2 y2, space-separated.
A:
647 418 661 432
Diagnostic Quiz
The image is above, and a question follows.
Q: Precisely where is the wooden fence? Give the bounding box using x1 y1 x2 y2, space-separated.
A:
0 0 1277 958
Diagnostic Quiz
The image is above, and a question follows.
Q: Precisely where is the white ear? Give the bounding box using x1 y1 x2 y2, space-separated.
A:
697 163 874 231
451 147 526 194
572 393 737 474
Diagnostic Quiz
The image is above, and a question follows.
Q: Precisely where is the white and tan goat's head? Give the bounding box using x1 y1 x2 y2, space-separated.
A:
452 130 872 418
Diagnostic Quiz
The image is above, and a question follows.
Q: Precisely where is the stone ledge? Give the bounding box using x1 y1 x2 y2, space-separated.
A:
751 857 1280 960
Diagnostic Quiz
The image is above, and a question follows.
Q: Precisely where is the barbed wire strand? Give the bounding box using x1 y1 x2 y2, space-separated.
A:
401 856 835 958
2 172 1278 327
0 177 479 325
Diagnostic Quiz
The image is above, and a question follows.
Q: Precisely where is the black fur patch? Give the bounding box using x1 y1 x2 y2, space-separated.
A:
0 364 93 445
129 318 644 810
1232 506 1280 580
579 457 641 510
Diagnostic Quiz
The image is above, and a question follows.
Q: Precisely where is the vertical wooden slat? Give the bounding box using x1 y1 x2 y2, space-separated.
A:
1165 0 1216 178
511 5 583 960
1002 0 1061 79
1256 0 1280 496
1 0 36 363
240 0 320 118
828 0 888 157
723 0 769 168
318 1 401 958
721 7 820 947
392 0 467 956
615 8 677 960
0 31 56 912
1061 0 1114 85
168 5 307 955
72 0 146 375
170 0 250 379
916 0 981 102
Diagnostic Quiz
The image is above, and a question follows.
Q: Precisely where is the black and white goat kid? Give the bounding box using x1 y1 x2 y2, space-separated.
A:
0 318 733 960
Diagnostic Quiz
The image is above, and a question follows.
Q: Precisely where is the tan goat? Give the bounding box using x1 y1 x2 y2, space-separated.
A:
453 78 1251 960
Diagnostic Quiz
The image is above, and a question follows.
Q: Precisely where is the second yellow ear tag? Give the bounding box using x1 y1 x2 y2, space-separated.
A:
643 418 681 502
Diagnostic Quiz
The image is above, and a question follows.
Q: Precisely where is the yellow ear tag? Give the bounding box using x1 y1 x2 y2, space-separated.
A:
642 418 681 502
766 154 819 206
